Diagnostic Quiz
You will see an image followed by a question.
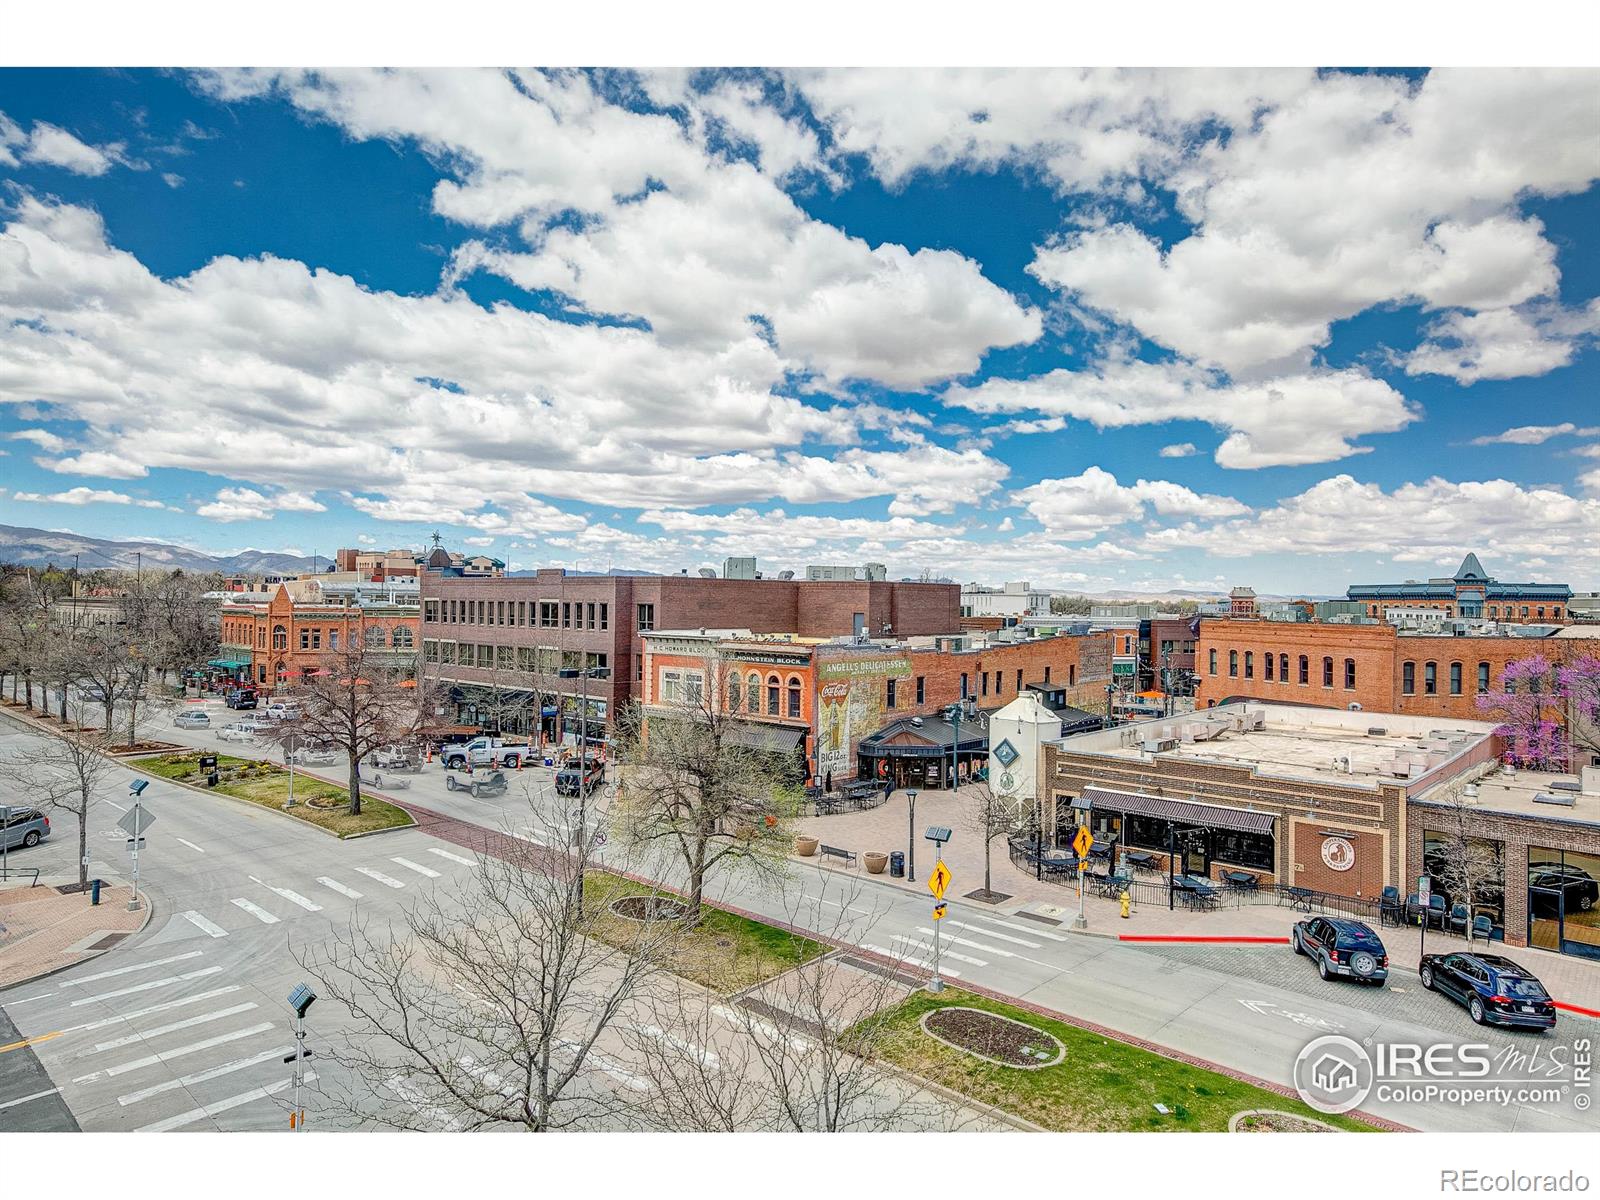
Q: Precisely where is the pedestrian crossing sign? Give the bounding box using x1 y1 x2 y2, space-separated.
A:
932 903 947 920
1072 825 1093 858
928 860 951 899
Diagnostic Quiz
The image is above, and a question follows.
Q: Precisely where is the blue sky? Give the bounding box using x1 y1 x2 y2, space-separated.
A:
0 67 1597 594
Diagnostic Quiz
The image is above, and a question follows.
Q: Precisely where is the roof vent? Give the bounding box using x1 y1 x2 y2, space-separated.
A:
1366 727 1387 737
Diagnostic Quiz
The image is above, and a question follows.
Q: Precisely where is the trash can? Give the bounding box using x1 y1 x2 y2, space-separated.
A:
889 851 905 879
90 878 102 906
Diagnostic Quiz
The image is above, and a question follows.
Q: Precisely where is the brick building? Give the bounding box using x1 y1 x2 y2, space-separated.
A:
1194 618 1600 730
1348 552 1573 624
216 580 420 692
419 566 960 741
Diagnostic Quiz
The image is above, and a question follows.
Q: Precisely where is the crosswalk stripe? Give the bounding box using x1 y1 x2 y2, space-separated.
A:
57 951 204 987
0 1087 60 1112
945 919 1041 948
514 828 547 845
711 1005 812 1053
894 932 988 967
68 966 226 1007
250 877 323 911
354 866 406 889
175 838 206 853
72 1023 276 1083
554 1039 650 1092
137 1072 315 1132
638 1024 720 1070
316 876 363 899
964 912 1068 942
916 927 1013 957
426 847 476 867
64 987 242 1034
179 911 229 938
90 1004 259 1053
229 898 280 924
118 1045 295 1106
390 856 441 879
862 943 961 978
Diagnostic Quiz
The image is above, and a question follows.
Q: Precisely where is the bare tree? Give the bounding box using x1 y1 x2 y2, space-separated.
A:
1428 780 1503 945
11 702 119 889
269 630 427 816
966 781 1024 898
611 653 798 920
298 798 678 1131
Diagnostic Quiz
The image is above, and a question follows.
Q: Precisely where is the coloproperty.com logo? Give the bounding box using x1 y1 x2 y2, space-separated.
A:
1293 1034 1593 1115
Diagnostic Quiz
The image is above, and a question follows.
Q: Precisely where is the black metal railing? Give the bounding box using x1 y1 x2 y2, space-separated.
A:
0 864 41 886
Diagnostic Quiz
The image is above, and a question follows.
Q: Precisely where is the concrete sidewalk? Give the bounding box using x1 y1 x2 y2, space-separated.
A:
794 784 1600 1015
0 881 150 990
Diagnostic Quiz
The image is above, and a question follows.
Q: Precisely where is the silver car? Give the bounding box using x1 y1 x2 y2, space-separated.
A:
174 710 211 728
2 808 51 851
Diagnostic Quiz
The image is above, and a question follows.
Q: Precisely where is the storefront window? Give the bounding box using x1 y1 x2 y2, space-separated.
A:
1528 845 1600 959
1423 828 1504 932
1211 828 1275 872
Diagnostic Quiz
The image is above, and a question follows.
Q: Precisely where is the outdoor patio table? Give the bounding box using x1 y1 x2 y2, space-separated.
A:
1125 851 1158 872
1283 886 1314 913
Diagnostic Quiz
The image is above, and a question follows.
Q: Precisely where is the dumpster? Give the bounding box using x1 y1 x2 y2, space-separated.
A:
889 850 905 878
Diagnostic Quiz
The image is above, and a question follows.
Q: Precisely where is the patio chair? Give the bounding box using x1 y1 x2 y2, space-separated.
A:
1379 886 1403 926
1471 914 1496 941
1446 902 1470 935
1426 895 1448 929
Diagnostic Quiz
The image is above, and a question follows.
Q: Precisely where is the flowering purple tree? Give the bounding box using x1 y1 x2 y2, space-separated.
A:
1475 654 1565 770
1555 654 1600 762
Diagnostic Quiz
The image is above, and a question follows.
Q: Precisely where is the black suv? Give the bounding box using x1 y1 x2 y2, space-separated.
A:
1292 916 1389 985
225 688 258 709
1420 951 1557 1030
554 757 605 797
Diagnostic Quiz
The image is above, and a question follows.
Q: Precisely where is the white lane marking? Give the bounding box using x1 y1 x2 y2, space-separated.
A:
553 1039 650 1092
964 913 1068 942
100 799 127 813
0 1087 61 1112
176 838 206 853
863 943 962 978
893 932 987 967
390 1073 466 1131
916 927 1013 957
354 866 406 889
514 828 547 846
1 993 55 1007
316 876 363 899
229 898 280 924
249 876 322 912
945 919 1041 948
62 947 201 986
179 911 228 938
68 966 225 1007
118 1045 294 1106
390 856 441 879
137 1072 314 1132
63 987 242 1034
638 1024 720 1070
72 1022 275 1083
807 893 874 915
90 1004 259 1053
711 1004 812 1053
426 847 476 867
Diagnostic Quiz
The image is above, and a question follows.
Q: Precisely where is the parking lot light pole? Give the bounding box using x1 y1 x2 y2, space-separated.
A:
905 789 918 883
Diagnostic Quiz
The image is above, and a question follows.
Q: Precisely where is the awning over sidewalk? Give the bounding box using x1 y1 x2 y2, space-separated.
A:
724 722 807 753
207 658 250 670
1079 785 1276 835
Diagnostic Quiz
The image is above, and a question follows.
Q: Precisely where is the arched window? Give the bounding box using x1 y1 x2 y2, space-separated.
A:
746 673 761 711
367 626 387 648
1424 661 1437 695
1477 661 1490 693
271 624 287 650
1344 658 1357 689
1449 661 1463 695
787 677 801 719
1229 650 1238 677
1537 606 1545 620
394 627 413 648
1244 651 1254 679
1279 654 1289 682
1553 607 1562 620
767 674 780 716
1402 661 1416 695
1264 652 1274 681
727 673 741 711
1298 654 1309 685
274 661 288 684
1208 648 1218 675
1322 657 1334 687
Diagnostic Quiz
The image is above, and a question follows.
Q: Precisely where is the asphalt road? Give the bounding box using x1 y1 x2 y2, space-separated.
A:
5 698 1596 1133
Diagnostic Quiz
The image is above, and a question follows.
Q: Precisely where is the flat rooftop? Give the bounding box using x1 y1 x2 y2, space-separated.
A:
1055 702 1498 789
1417 768 1600 827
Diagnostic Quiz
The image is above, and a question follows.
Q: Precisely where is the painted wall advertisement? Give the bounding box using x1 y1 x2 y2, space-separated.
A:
816 654 910 782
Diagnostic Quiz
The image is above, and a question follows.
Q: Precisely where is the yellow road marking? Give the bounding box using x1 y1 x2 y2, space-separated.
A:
0 1030 64 1055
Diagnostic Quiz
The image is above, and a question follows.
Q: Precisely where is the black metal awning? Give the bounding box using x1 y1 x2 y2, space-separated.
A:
1078 785 1276 835
724 722 807 753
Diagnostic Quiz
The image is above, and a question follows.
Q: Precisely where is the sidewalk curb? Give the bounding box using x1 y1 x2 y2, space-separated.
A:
0 892 154 994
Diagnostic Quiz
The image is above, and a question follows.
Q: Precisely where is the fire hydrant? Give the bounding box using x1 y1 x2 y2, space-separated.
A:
1119 890 1131 919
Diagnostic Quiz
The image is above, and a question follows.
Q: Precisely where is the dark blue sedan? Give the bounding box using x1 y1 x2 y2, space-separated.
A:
1419 951 1557 1030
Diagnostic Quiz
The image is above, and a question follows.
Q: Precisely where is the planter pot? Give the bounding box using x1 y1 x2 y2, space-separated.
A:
864 851 888 874
794 835 820 857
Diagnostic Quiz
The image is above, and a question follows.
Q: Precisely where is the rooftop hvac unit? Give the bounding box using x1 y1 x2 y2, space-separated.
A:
778 570 795 581
1246 712 1266 731
1534 792 1576 807
1462 784 1479 801
1140 737 1178 753
1366 727 1388 736
910 716 923 727
1332 755 1352 774
698 568 717 578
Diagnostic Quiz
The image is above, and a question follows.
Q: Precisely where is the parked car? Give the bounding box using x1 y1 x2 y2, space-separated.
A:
1528 861 1599 916
1420 951 1557 1030
1 808 50 851
554 756 606 797
1291 916 1389 985
225 688 258 710
240 715 276 736
441 736 529 771
289 745 338 766
445 768 508 799
174 710 211 729
218 723 256 743
266 702 300 721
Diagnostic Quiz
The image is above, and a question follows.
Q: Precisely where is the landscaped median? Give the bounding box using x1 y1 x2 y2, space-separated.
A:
860 988 1381 1132
133 751 413 838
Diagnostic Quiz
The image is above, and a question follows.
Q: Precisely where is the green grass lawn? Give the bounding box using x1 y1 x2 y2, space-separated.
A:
863 988 1380 1132
584 872 826 993
135 752 413 838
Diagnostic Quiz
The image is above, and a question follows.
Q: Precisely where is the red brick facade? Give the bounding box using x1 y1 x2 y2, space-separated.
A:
219 585 419 694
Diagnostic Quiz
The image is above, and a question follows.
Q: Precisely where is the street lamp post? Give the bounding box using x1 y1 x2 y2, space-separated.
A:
905 788 918 883
559 665 611 849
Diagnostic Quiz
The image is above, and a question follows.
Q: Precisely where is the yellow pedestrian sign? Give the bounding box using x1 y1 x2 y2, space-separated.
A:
928 861 951 899
1072 826 1093 858
933 903 947 920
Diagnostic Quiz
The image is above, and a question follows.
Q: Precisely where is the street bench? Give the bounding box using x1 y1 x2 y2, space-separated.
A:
818 844 857 868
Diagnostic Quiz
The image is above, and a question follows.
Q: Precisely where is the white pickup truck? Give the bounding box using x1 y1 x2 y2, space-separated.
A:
440 736 532 771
